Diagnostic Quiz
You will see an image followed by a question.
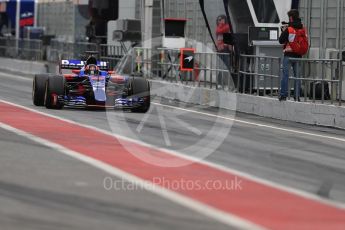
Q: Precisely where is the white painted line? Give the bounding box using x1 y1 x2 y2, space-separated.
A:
157 105 172 146
1 99 345 211
153 102 345 143
0 122 266 230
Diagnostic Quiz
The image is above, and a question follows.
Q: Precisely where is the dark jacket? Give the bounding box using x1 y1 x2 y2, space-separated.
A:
279 18 303 58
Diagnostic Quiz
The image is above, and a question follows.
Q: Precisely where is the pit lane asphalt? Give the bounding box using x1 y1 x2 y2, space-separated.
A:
0 127 233 230
1 71 345 229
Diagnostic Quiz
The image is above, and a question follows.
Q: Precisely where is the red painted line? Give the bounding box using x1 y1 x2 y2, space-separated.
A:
1 101 345 230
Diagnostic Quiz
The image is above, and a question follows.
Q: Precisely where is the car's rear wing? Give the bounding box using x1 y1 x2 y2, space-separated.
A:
60 60 109 71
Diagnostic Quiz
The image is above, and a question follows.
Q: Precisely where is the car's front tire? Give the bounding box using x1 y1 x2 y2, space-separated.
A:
44 75 65 110
33 74 48 106
130 77 150 113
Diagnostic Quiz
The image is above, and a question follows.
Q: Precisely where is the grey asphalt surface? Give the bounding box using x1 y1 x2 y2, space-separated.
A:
0 128 232 230
1 71 345 229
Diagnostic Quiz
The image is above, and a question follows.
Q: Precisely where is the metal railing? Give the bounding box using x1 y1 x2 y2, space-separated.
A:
289 58 343 105
132 47 158 79
0 37 43 61
155 48 235 90
238 54 343 105
99 44 125 70
237 54 281 96
0 37 343 106
49 40 98 61
49 40 125 69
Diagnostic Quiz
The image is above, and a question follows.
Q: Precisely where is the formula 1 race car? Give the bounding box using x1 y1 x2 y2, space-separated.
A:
32 52 150 112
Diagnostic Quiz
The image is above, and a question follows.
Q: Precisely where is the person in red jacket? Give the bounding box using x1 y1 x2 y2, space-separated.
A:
216 15 232 52
278 9 307 102
215 15 232 89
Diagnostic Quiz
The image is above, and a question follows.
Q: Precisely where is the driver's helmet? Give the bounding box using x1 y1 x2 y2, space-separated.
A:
86 56 97 65
85 64 100 75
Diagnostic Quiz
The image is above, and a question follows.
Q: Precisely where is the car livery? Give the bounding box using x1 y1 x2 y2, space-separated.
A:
32 55 150 113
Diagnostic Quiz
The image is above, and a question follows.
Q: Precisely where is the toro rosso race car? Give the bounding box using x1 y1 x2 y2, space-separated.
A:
32 52 150 112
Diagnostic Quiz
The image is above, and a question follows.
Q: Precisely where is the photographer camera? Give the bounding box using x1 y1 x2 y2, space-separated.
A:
280 21 289 32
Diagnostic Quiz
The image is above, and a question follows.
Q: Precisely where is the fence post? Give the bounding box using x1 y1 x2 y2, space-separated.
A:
237 55 241 93
278 57 283 96
339 59 343 106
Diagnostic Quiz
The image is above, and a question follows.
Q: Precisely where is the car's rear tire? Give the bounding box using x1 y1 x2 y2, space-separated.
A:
44 75 65 110
33 74 48 106
130 77 150 113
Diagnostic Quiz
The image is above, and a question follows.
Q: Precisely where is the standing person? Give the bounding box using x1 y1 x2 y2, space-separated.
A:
278 9 309 101
216 15 232 52
216 15 232 89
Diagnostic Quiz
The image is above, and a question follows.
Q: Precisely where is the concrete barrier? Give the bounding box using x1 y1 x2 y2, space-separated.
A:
150 80 345 129
0 57 50 76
